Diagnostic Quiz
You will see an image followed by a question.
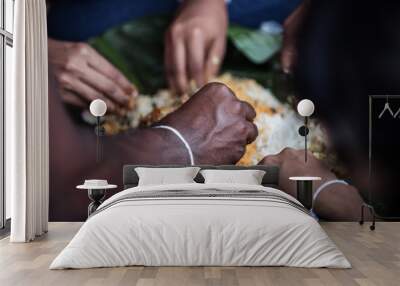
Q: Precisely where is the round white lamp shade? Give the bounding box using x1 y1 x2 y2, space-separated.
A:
297 99 315 117
89 99 107 117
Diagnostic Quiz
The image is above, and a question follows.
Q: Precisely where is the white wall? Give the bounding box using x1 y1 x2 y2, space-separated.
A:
5 44 13 219
5 0 15 220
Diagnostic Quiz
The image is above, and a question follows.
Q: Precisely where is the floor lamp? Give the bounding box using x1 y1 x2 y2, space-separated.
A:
297 99 315 162
289 99 320 211
89 99 107 163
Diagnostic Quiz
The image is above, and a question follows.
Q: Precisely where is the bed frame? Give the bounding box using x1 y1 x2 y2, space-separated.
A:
123 165 280 189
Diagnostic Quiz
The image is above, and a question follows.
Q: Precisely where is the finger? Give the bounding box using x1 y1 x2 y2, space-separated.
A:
205 39 225 80
187 29 205 88
165 33 188 95
62 74 117 112
171 36 188 94
164 38 176 93
85 46 136 95
259 154 282 166
60 89 87 108
281 45 297 74
79 65 131 107
240 101 257 121
280 147 296 157
245 121 258 144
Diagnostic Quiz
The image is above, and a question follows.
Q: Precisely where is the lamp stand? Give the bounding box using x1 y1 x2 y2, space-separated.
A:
95 116 104 163
298 116 309 163
305 116 308 162
358 96 378 230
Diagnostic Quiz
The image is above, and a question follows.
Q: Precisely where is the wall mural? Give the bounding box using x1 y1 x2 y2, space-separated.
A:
47 0 399 221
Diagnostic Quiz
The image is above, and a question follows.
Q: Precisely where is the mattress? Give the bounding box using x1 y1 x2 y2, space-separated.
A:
50 183 350 269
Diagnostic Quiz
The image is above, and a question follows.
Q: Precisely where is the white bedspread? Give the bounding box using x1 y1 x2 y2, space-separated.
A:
50 183 350 269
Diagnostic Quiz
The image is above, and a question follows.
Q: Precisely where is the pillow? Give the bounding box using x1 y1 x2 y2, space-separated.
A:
200 169 266 185
135 167 201 186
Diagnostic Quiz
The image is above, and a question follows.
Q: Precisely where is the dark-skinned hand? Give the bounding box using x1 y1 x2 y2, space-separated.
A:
259 148 369 220
259 148 336 197
159 82 258 164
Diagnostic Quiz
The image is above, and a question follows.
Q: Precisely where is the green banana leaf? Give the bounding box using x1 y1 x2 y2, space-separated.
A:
89 14 291 99
89 16 171 93
227 25 282 64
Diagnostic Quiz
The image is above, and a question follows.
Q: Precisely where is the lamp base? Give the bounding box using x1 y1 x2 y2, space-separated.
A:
87 189 106 217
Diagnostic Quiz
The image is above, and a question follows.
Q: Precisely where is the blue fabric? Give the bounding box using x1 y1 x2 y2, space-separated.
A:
47 0 178 41
47 0 303 41
229 0 302 27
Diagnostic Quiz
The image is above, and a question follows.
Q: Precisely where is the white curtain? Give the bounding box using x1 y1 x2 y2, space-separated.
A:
8 0 49 242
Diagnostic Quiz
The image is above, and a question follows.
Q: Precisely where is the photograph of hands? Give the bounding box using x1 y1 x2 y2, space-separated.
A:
47 0 399 221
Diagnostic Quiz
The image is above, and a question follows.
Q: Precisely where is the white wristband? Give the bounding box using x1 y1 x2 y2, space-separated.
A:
154 125 195 166
313 179 349 202
310 179 349 220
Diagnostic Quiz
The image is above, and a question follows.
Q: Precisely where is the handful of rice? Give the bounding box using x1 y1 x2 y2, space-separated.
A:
85 74 327 165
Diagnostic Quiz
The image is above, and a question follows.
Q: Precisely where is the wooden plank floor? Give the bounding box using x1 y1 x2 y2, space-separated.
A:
0 222 399 286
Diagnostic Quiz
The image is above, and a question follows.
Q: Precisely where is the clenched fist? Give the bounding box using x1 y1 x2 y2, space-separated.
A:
158 82 258 164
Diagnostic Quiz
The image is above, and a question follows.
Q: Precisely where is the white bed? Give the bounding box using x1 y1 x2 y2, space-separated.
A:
50 183 350 269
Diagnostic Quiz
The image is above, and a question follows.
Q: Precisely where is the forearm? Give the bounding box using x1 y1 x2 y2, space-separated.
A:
50 71 189 182
313 184 371 221
50 70 188 157
52 114 189 183
49 73 189 220
103 127 189 167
